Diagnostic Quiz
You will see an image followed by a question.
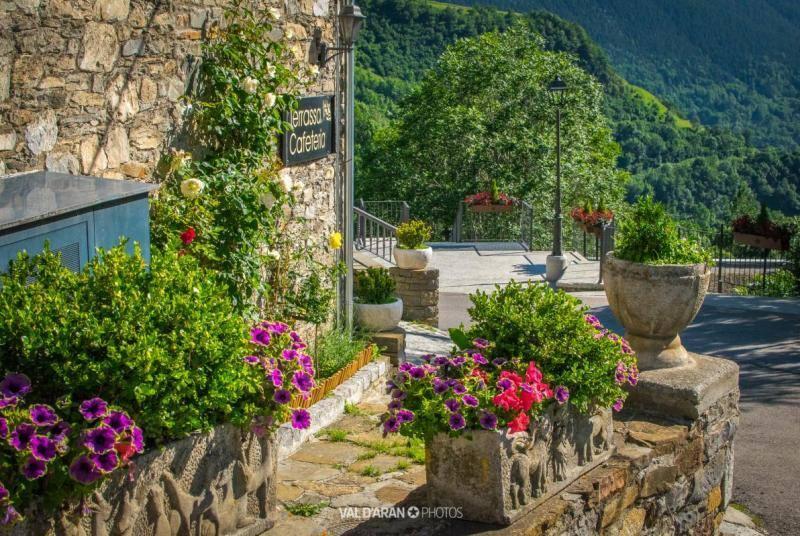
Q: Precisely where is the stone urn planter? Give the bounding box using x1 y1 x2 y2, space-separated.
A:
354 297 403 332
603 252 711 370
393 246 432 270
426 404 613 525
14 424 277 536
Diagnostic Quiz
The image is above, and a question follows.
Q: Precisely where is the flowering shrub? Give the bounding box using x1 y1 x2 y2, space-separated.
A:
0 245 265 445
0 374 142 525
383 282 637 440
243 322 316 433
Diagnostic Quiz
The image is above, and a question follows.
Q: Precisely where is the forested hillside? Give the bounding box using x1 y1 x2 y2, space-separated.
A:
438 0 800 149
355 0 800 233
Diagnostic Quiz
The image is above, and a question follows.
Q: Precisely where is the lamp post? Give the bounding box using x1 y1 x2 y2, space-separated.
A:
313 3 365 329
545 75 568 282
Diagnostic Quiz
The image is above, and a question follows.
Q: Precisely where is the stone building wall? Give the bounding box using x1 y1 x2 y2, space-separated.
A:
0 0 340 240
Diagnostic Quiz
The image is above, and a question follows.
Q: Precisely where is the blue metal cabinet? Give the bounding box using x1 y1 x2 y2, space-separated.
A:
0 171 158 274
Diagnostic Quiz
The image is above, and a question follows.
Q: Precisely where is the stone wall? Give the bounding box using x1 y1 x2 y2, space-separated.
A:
390 267 439 326
0 0 340 240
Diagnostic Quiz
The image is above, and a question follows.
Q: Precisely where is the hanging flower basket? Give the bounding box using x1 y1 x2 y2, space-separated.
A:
464 191 516 213
469 203 515 214
731 213 792 251
571 206 613 236
732 232 786 251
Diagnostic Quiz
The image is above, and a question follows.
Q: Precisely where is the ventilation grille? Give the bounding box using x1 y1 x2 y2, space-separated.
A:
25 242 82 285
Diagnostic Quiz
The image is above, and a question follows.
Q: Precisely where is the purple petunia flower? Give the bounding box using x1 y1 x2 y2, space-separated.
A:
250 328 271 346
91 450 119 473
612 398 624 412
270 369 283 387
450 356 467 367
30 435 57 461
84 425 116 454
29 404 58 426
298 354 314 375
462 394 479 407
79 398 109 421
383 415 400 435
282 349 298 361
130 426 144 453
9 423 36 451
22 456 46 480
496 378 513 391
432 356 449 366
243 355 260 365
385 380 397 394
391 389 407 400
69 455 102 484
290 409 311 430
409 366 426 380
449 413 466 431
473 338 489 349
0 397 17 409
432 378 449 395
290 331 303 343
492 358 507 367
396 409 415 423
398 362 413 372
49 421 71 443
264 321 289 335
555 386 570 404
388 399 403 411
292 371 314 393
479 411 498 430
0 505 19 526
394 371 409 384
103 411 133 434
471 352 488 365
444 398 460 412
0 373 30 400
273 389 292 404
421 354 434 363
0 418 7 439
452 382 467 395
0 484 7 502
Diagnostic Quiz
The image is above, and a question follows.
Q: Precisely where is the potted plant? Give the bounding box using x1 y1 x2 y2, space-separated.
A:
383 282 637 525
732 204 793 251
464 180 516 214
604 197 712 370
393 220 433 270
354 268 403 332
570 199 614 238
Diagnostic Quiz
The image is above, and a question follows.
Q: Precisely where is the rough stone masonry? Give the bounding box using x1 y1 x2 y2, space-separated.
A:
0 0 340 241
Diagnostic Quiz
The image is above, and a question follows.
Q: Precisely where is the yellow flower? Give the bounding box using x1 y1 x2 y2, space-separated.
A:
180 178 205 199
328 232 343 249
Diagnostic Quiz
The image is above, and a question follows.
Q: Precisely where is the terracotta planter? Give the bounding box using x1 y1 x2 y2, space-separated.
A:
603 252 711 370
467 203 514 214
16 425 277 535
426 404 613 525
354 297 403 332
733 231 787 251
393 246 432 270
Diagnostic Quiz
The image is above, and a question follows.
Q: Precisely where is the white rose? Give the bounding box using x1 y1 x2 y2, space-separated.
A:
180 178 205 199
241 76 258 94
268 7 281 19
259 192 276 209
264 93 277 108
266 249 281 260
278 170 293 193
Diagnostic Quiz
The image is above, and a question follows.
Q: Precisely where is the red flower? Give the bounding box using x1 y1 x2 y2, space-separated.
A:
508 412 530 433
525 362 543 384
114 442 137 462
499 370 523 387
492 388 522 412
180 227 196 245
470 367 488 382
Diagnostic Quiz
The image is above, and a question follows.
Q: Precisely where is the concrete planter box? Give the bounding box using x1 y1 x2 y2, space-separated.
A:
14 424 277 536
354 297 403 332
426 404 613 525
604 252 711 370
393 246 432 270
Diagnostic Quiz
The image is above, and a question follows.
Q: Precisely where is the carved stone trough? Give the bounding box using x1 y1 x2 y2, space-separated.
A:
426 404 614 525
14 424 277 536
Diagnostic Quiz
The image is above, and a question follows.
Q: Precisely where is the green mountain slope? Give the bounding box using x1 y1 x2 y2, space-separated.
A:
355 0 800 231
436 0 800 148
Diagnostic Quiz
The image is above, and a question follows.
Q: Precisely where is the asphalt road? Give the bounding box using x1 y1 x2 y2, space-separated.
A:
439 291 800 536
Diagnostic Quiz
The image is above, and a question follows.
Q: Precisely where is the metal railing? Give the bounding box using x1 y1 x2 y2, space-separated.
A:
711 225 790 295
452 200 537 251
565 218 615 283
358 200 410 227
354 205 399 264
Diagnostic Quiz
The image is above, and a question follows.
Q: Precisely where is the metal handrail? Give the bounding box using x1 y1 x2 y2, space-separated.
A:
358 200 410 226
354 206 399 264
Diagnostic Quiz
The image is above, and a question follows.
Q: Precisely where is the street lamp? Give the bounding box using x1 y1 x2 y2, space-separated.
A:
312 3 366 329
545 75 568 282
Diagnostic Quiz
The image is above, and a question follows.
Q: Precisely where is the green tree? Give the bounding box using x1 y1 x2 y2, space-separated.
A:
361 25 627 234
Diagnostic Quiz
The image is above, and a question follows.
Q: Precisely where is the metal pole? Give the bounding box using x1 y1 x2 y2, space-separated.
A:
762 248 768 294
343 10 355 331
717 224 723 293
553 106 563 257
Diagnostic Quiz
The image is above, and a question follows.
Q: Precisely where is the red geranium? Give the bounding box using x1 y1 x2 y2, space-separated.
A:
508 412 530 433
180 227 197 245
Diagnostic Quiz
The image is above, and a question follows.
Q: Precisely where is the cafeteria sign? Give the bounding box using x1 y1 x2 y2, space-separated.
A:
281 95 335 165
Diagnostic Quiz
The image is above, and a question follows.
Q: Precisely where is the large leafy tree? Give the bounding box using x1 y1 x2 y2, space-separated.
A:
359 25 627 236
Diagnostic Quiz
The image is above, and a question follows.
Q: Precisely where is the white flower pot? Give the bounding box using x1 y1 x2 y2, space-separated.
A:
354 297 403 332
393 246 432 270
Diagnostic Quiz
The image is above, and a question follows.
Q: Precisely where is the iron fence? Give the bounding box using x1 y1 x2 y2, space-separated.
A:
710 225 790 295
452 200 540 251
357 200 410 227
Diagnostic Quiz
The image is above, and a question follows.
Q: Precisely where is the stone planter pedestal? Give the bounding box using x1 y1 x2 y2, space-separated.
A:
390 267 439 326
15 424 277 536
426 404 613 525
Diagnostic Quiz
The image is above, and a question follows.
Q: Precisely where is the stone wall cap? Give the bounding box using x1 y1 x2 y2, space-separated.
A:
606 252 711 278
